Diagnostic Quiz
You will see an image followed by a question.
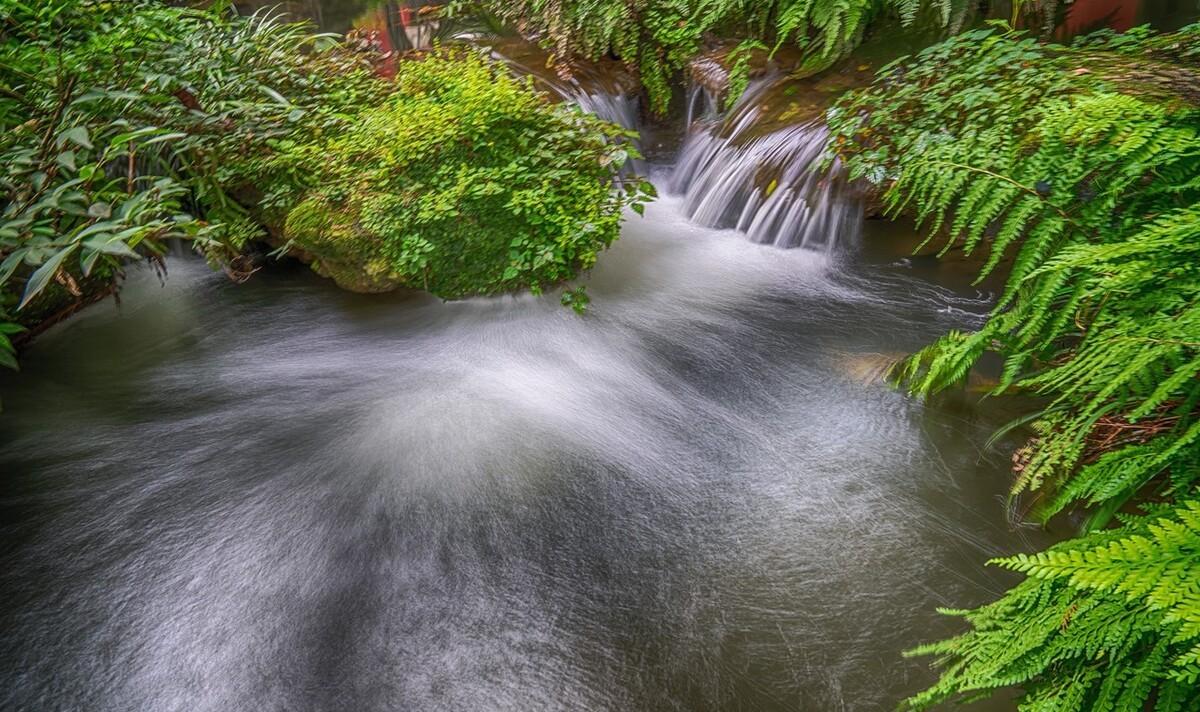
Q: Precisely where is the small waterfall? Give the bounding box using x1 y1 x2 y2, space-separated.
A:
567 88 642 175
671 80 862 252
684 81 721 129
486 41 640 133
571 90 640 133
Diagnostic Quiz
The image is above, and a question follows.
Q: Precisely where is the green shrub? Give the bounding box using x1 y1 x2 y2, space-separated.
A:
279 50 649 298
0 2 649 376
0 0 385 342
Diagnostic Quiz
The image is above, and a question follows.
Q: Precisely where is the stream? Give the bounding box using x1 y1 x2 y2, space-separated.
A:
0 185 1053 710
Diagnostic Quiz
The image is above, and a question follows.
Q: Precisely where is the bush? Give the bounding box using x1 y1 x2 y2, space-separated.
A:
0 0 386 345
279 50 649 298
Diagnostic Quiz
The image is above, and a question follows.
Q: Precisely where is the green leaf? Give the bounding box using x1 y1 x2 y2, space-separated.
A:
82 236 139 258
59 126 93 150
111 127 161 147
80 249 102 277
260 85 292 106
0 249 28 285
18 246 76 310
56 150 77 171
140 131 188 147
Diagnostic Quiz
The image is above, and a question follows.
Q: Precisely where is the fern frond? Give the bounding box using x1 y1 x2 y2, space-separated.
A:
829 24 1200 711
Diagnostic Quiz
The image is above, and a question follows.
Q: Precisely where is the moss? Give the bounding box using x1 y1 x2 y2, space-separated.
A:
283 196 406 293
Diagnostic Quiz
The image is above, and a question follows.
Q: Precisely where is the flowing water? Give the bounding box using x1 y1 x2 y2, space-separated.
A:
672 80 862 252
0 185 1052 710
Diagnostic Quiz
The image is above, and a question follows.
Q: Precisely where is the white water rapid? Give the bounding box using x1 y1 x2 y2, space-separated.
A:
0 193 1035 712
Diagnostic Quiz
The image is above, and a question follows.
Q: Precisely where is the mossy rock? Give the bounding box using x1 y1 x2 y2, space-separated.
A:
283 196 406 293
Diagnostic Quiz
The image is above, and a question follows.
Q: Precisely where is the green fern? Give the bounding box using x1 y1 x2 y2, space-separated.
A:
831 25 1200 521
908 498 1200 711
829 23 1200 710
453 0 968 112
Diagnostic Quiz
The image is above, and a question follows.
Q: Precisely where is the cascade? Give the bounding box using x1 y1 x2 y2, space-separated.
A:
564 88 641 176
671 79 862 252
486 41 640 132
570 90 640 133
569 88 642 177
683 81 721 128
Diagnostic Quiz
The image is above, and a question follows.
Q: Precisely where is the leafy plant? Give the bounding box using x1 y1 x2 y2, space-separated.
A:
560 285 590 314
0 0 212 347
280 50 650 298
0 1 643 377
724 39 768 102
448 0 972 113
829 23 1200 710
0 0 380 347
909 498 1200 711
